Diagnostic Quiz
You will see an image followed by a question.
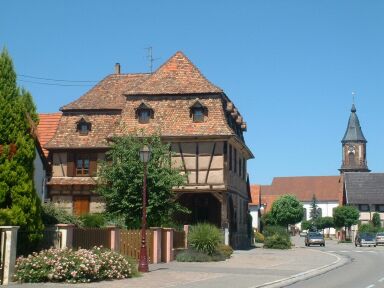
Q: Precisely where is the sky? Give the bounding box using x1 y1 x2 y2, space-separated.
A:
1 1 384 184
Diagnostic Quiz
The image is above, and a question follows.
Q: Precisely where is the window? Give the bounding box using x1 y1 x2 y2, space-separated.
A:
229 144 232 171
234 149 237 173
138 109 150 124
239 158 242 177
376 205 384 212
190 99 207 123
135 101 154 124
76 118 91 135
192 108 204 122
359 204 370 212
303 208 307 220
76 155 90 176
243 160 246 180
317 207 322 218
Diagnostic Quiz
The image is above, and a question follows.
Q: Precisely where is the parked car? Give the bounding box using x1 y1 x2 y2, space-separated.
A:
305 232 325 247
376 232 384 246
355 232 376 247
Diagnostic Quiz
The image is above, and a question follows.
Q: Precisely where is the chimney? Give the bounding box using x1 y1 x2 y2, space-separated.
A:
115 63 121 74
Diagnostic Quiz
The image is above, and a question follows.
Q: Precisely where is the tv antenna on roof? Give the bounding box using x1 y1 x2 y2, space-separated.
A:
145 47 159 74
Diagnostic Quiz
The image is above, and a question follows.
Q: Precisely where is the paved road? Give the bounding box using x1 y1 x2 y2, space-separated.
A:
9 237 339 288
287 236 384 288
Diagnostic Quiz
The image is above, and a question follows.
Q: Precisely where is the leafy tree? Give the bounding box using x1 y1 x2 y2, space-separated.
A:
0 48 43 248
372 212 381 228
309 194 320 222
270 195 304 228
301 220 312 231
333 205 360 238
97 133 188 228
261 211 276 229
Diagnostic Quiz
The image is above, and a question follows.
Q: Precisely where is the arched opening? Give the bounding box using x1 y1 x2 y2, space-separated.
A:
349 152 356 167
176 193 221 227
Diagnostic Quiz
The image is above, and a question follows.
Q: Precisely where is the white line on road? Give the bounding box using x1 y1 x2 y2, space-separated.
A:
365 285 375 288
378 277 384 282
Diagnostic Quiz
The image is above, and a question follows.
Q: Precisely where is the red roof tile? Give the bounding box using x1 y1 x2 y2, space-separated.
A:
250 185 260 205
125 51 222 95
37 113 62 157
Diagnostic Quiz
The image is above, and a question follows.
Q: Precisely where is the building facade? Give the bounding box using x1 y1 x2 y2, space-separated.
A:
43 51 253 248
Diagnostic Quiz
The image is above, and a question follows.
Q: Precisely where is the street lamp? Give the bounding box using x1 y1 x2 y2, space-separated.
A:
138 145 151 272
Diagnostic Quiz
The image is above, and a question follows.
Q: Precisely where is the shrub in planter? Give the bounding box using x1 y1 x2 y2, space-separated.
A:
176 249 227 262
263 234 291 249
188 223 221 256
254 231 265 243
14 247 137 283
216 244 233 259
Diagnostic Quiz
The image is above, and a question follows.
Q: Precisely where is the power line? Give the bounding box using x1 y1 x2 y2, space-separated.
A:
18 79 94 87
18 74 97 83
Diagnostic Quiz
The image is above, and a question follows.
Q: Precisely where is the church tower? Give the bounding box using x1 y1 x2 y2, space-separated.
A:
339 104 370 173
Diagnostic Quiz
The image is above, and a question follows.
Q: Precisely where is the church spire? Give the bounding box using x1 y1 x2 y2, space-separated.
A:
340 103 370 173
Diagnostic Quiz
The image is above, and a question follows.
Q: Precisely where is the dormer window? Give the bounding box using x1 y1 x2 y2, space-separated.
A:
135 101 154 124
190 99 207 123
76 117 91 135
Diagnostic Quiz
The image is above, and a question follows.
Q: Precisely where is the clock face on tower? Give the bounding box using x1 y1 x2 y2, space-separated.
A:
348 145 355 153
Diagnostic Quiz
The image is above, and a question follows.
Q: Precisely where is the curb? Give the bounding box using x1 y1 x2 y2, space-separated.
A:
250 249 350 288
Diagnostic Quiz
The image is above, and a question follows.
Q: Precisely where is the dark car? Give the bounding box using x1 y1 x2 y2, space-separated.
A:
305 232 325 247
355 232 376 247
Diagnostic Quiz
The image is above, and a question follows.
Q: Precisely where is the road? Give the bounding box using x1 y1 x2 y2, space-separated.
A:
287 236 384 288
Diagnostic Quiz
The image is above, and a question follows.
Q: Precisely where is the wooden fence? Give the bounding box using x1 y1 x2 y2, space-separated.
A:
119 229 153 264
72 227 111 250
0 228 5 285
173 230 186 249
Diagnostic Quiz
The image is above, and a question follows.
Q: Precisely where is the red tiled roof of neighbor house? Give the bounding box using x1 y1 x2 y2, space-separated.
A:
125 51 223 95
61 73 150 110
249 185 260 205
267 176 341 202
47 177 97 186
37 113 62 156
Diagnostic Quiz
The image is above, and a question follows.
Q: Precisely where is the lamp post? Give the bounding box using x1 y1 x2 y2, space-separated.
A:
138 145 151 272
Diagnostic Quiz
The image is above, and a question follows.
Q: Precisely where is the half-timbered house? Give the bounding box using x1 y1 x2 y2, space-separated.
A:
44 51 253 248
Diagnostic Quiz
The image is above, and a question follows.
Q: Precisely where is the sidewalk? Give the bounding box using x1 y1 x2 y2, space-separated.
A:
10 237 344 288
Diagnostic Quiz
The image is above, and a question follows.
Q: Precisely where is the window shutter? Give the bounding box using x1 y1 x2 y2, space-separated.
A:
67 152 75 177
89 153 98 177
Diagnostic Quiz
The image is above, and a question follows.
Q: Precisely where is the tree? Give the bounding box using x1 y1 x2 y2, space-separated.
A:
333 205 360 238
97 133 188 228
372 212 381 228
0 48 43 247
309 194 320 222
270 195 304 228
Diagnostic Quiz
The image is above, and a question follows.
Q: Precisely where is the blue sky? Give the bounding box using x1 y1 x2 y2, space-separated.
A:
1 1 383 184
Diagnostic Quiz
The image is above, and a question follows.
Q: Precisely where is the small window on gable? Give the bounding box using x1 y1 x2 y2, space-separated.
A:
190 99 207 123
135 101 154 124
76 117 91 135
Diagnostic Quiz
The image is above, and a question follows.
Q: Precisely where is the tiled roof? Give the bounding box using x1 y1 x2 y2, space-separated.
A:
37 113 62 157
45 112 121 149
125 51 223 95
345 172 384 204
47 177 97 185
249 185 260 205
113 95 234 138
267 176 341 202
61 74 150 110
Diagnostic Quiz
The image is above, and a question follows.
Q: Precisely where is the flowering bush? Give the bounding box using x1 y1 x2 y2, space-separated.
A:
14 246 137 283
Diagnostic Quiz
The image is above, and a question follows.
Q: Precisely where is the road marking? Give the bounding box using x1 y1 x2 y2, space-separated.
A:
365 285 375 288
378 277 384 282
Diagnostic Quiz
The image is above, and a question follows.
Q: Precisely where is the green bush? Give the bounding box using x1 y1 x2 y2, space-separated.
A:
176 249 227 262
188 223 222 256
41 203 82 226
263 225 291 249
80 213 106 228
216 244 233 259
254 231 265 243
263 234 291 249
14 247 137 283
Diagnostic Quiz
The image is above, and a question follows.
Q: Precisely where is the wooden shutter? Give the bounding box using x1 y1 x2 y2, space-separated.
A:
89 153 98 177
67 152 75 177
